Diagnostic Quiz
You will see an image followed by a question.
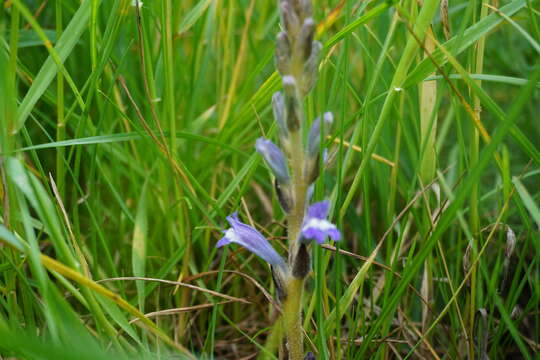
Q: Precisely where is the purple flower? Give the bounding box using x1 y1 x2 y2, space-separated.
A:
255 138 290 183
216 213 285 267
301 200 341 244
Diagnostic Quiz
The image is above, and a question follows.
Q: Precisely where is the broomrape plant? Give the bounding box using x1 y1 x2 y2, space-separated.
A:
216 0 340 358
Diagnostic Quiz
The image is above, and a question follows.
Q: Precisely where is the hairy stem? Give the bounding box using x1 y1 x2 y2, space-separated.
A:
283 125 308 358
282 278 304 360
287 130 307 262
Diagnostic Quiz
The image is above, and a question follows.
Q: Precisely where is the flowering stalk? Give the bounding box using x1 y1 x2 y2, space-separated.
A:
276 3 325 357
216 1 340 358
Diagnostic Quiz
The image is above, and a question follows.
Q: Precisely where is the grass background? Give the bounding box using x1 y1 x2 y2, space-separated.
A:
1 0 539 358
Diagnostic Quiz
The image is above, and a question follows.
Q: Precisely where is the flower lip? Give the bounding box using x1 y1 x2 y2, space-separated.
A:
216 212 286 267
301 200 341 244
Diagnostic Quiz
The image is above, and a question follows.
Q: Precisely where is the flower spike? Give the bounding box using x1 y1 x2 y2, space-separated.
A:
217 213 286 267
301 200 341 244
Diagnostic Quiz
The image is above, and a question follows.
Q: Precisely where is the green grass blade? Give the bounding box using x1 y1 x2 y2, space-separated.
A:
512 177 540 230
404 0 527 88
132 179 149 311
16 0 95 131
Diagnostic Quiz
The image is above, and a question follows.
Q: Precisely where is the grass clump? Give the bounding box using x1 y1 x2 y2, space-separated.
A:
0 0 539 358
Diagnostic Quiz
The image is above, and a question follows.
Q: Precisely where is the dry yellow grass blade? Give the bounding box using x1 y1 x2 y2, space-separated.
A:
129 301 233 324
96 276 251 304
329 136 395 167
316 0 345 37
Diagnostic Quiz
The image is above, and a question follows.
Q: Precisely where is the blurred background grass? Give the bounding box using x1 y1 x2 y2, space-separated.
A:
0 0 539 358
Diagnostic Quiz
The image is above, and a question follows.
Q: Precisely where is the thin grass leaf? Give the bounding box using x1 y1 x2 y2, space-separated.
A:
132 179 149 311
0 225 25 251
424 73 540 87
512 177 540 230
15 132 244 156
178 0 214 35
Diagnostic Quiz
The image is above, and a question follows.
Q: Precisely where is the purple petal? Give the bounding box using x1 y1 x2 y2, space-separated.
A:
216 236 231 248
302 227 327 244
327 228 341 241
228 212 240 222
307 200 329 219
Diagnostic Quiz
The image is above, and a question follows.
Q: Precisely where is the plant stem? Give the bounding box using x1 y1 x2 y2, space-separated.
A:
287 131 307 261
283 278 304 360
284 128 307 358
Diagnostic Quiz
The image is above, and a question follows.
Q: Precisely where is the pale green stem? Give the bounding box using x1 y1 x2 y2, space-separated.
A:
287 131 307 262
282 278 304 360
283 129 307 359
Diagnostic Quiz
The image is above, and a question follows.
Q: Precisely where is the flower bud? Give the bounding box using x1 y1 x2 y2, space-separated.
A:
272 92 288 136
276 32 291 76
283 76 302 131
298 18 315 61
272 92 291 153
301 40 322 95
307 112 333 157
306 154 320 184
255 138 290 183
298 0 313 18
305 112 331 183
283 75 298 98
280 1 300 35
289 0 312 20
